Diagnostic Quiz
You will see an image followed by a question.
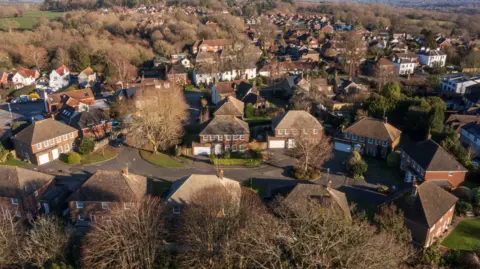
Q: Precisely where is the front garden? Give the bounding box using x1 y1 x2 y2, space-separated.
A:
61 147 118 166
209 151 263 167
442 219 480 251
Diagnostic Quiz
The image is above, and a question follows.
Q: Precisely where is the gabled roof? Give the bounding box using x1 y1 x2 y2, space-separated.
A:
272 183 351 220
47 88 94 105
343 117 401 142
393 182 458 227
376 57 394 67
54 65 69 76
401 139 467 172
166 174 240 206
79 67 94 77
17 68 39 79
272 110 323 130
67 170 147 202
67 108 111 130
0 166 54 198
215 80 246 95
200 115 249 135
214 96 244 117
14 119 78 145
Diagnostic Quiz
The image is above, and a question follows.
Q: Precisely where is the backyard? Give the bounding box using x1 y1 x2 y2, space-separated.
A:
442 218 480 251
364 157 404 186
0 10 64 30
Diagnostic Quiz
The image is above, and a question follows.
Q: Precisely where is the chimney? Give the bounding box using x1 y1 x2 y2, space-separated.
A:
122 167 129 175
327 180 332 189
411 181 418 197
218 169 224 180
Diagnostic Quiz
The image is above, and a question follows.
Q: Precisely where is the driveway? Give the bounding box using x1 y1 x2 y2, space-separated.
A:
184 91 203 124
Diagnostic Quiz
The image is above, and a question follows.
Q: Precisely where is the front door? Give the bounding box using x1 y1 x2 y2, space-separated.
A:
52 148 59 160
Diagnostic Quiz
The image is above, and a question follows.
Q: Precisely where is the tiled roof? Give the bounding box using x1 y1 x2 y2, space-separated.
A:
272 110 323 130
17 68 38 78
55 65 69 76
14 119 78 145
214 96 244 117
47 88 94 105
0 166 54 198
200 115 249 135
343 117 401 142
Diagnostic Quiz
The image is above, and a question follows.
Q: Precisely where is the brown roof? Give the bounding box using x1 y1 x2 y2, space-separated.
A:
200 115 249 135
272 110 323 130
215 80 246 95
67 170 148 202
343 117 401 142
47 88 94 106
14 119 78 145
214 96 244 117
17 68 39 79
393 182 458 228
376 57 394 66
445 114 480 130
0 166 54 198
55 65 69 76
199 39 231 47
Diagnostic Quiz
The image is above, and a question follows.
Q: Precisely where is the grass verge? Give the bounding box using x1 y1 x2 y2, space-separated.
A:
0 159 29 166
442 219 480 251
140 150 184 168
82 148 118 165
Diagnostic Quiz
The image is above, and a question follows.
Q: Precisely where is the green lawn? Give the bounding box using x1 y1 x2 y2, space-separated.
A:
442 219 480 251
364 158 403 185
0 159 29 166
0 10 64 30
140 150 184 168
81 148 118 165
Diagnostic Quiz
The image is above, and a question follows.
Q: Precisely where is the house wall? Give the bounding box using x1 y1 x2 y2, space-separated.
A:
424 205 455 247
424 171 466 188
341 132 398 158
69 201 116 223
403 218 429 246
199 134 250 153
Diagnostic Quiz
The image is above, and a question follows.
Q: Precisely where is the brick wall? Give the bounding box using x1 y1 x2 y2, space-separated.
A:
424 205 455 247
199 134 249 144
424 171 467 188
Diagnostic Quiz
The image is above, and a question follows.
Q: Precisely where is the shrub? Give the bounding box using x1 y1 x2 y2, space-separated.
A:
224 150 231 159
245 103 255 118
346 151 368 179
209 152 215 163
377 185 389 194
452 186 472 202
386 152 401 168
78 136 95 155
293 165 321 180
455 201 473 216
473 188 480 206
67 152 82 165
244 158 261 167
184 84 194 91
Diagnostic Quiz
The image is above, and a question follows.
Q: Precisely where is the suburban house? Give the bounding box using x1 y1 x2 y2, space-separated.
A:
12 68 40 89
66 169 148 224
270 181 351 220
441 75 480 95
391 182 457 247
417 48 447 67
373 58 396 78
193 65 257 85
47 88 95 113
0 166 56 219
192 39 232 54
210 80 252 105
166 173 241 214
391 57 416 75
445 114 480 133
459 122 480 157
194 115 250 155
166 64 189 86
78 67 97 87
399 139 467 188
268 110 323 149
335 117 402 158
13 119 79 165
58 108 112 140
462 83 480 110
0 72 9 88
49 65 70 90
214 96 244 118
297 77 334 97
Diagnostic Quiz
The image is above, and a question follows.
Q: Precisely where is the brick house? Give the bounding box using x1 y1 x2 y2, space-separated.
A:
66 169 148 224
214 96 244 119
166 173 241 214
268 110 323 149
12 68 40 89
58 108 111 140
47 88 95 113
210 80 251 105
166 64 189 86
13 119 79 165
0 166 56 219
399 139 467 188
335 117 401 158
194 115 250 155
391 182 457 247
373 58 396 79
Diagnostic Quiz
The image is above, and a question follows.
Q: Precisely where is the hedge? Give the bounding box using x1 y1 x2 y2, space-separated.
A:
212 158 261 167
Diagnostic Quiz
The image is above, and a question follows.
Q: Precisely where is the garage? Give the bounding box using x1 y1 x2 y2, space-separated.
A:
269 140 285 149
38 153 50 165
193 146 211 156
334 142 352 153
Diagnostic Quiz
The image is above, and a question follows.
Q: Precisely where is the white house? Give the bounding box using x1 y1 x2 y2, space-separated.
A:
78 67 97 87
460 122 480 157
12 68 40 89
392 58 416 75
193 67 257 86
441 75 480 95
417 48 447 67
49 65 70 90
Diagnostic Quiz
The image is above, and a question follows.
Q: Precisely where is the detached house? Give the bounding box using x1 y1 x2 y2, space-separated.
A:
268 110 323 149
78 67 97 87
459 122 480 157
194 115 250 155
214 96 244 119
59 108 111 140
336 117 402 158
47 88 95 113
12 68 40 89
399 139 467 188
391 182 457 247
67 169 148 224
210 80 252 105
49 65 70 90
13 119 78 165
0 166 55 219
418 48 446 67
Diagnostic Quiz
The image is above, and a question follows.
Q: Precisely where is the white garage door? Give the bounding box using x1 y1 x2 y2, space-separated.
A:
38 153 50 165
194 146 211 156
269 140 285 149
334 142 351 152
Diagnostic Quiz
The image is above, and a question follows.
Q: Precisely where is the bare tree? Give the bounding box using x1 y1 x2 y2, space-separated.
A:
82 198 169 269
340 33 367 79
0 211 21 268
108 55 137 83
290 134 333 174
24 45 48 70
123 86 188 153
19 215 70 268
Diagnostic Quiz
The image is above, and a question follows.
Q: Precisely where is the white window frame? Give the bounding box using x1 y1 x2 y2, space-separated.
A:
78 214 84 221
56 137 61 143
232 145 237 152
210 135 215 141
11 198 19 205
233 135 239 141
76 201 84 209
368 138 373 144
43 141 49 147
359 136 365 142
173 206 180 214
69 133 74 139
15 211 21 218
34 190 38 197
345 133 351 139
278 129 283 135
218 135 223 141
124 202 133 210
49 139 54 145
239 135 244 140
64 144 70 152
36 143 42 150
313 129 319 135
226 135 231 141
203 135 208 141
285 129 290 135
59 146 63 153
225 145 230 151
102 202 109 209
62 135 67 141
239 145 245 152
382 140 388 146
448 172 453 177
352 134 357 141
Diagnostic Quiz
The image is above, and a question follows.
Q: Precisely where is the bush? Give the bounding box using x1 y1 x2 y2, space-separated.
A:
473 188 480 206
224 150 231 159
67 152 82 165
452 186 473 202
245 103 255 118
293 165 321 180
346 152 368 179
386 152 401 168
455 201 473 216
78 136 95 155
184 84 194 91
377 185 389 194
